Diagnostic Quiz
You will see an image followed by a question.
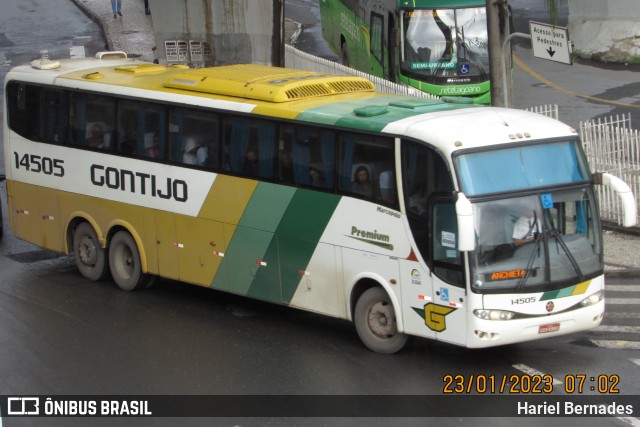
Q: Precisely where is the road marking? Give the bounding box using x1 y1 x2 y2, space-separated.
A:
630 359 640 367
606 285 640 292
605 298 640 305
512 364 563 385
513 55 640 109
590 340 640 350
595 325 640 333
617 417 640 427
605 312 640 319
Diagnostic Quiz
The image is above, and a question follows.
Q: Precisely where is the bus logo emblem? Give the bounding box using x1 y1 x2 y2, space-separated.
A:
412 303 456 332
546 301 555 312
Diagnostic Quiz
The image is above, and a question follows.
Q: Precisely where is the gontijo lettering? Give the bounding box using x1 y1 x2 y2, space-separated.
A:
90 164 188 202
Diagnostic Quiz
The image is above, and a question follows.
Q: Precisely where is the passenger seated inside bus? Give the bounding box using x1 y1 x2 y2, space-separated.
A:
182 137 202 165
351 165 374 198
144 132 160 158
309 166 323 187
119 118 138 155
199 142 217 168
86 122 111 149
279 150 294 183
243 148 259 176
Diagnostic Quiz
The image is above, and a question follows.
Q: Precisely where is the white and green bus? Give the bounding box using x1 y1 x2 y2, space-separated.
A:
4 52 636 353
320 0 492 103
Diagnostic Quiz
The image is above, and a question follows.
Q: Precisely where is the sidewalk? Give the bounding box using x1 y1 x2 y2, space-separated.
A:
71 0 640 277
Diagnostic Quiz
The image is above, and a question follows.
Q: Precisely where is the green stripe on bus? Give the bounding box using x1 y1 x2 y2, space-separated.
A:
540 285 576 301
247 188 341 304
277 189 341 304
211 182 296 296
297 95 465 132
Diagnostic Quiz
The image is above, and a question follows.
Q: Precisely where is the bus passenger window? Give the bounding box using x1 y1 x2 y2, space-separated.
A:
224 117 276 179
71 93 115 149
286 126 335 190
169 108 219 167
40 89 68 144
117 101 167 158
7 83 39 140
339 132 394 206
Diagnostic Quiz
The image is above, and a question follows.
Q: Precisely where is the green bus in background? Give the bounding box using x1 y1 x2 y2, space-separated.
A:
320 0 491 104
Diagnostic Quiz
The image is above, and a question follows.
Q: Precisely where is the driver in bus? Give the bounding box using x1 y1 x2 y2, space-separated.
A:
512 214 540 247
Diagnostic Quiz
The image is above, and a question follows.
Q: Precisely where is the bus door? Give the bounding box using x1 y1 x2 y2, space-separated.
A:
429 196 467 346
400 139 466 345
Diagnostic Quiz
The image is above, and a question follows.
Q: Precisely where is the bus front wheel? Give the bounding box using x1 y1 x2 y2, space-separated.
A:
73 222 108 281
108 231 148 291
354 287 408 353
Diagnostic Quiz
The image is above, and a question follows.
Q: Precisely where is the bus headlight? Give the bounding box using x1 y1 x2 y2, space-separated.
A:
580 290 603 307
473 309 516 321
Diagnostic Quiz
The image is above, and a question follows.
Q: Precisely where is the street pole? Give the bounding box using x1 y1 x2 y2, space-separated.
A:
486 0 510 107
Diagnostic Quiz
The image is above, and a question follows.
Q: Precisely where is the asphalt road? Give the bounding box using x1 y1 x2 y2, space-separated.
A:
1 1 640 426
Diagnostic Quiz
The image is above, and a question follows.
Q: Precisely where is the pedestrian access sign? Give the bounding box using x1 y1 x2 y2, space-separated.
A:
529 21 572 65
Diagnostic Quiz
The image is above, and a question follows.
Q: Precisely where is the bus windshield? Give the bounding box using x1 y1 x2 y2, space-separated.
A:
456 140 591 197
401 7 489 83
469 190 603 293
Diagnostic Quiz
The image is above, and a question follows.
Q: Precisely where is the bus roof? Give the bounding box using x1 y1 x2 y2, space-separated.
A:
6 56 576 159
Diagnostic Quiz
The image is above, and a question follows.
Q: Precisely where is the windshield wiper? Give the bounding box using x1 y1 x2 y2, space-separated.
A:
545 209 585 282
516 209 585 289
516 209 542 290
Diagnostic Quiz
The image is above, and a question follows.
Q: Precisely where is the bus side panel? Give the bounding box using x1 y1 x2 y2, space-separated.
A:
215 226 281 303
288 242 342 318
9 182 44 249
10 181 63 253
175 217 226 287
398 261 436 341
211 182 296 302
342 247 401 317
153 209 179 280
37 184 63 251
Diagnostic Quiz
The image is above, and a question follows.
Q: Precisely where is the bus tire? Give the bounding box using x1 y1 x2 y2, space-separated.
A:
73 222 108 281
108 230 147 291
354 287 408 354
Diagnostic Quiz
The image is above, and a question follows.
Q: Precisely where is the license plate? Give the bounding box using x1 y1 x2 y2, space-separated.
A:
538 323 560 334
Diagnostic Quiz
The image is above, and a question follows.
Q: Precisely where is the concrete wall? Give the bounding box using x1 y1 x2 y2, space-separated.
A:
149 0 282 67
568 0 640 62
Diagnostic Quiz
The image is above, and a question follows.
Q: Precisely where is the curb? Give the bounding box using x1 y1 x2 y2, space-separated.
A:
69 0 113 51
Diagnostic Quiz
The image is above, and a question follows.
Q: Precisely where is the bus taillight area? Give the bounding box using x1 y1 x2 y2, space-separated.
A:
467 284 605 348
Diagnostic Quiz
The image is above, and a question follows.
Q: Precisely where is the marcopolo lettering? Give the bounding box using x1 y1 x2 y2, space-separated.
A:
90 164 188 202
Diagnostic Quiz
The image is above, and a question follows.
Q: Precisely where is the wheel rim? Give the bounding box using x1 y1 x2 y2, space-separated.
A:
367 301 397 339
78 235 98 267
113 243 134 280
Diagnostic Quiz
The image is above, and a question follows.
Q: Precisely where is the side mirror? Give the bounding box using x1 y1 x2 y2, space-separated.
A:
455 192 475 252
596 172 637 227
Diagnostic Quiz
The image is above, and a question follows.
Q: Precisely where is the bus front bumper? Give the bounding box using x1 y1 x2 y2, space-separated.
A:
465 300 605 348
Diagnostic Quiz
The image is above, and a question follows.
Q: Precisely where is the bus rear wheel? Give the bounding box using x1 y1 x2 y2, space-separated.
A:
73 222 108 281
108 231 149 291
354 287 408 354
